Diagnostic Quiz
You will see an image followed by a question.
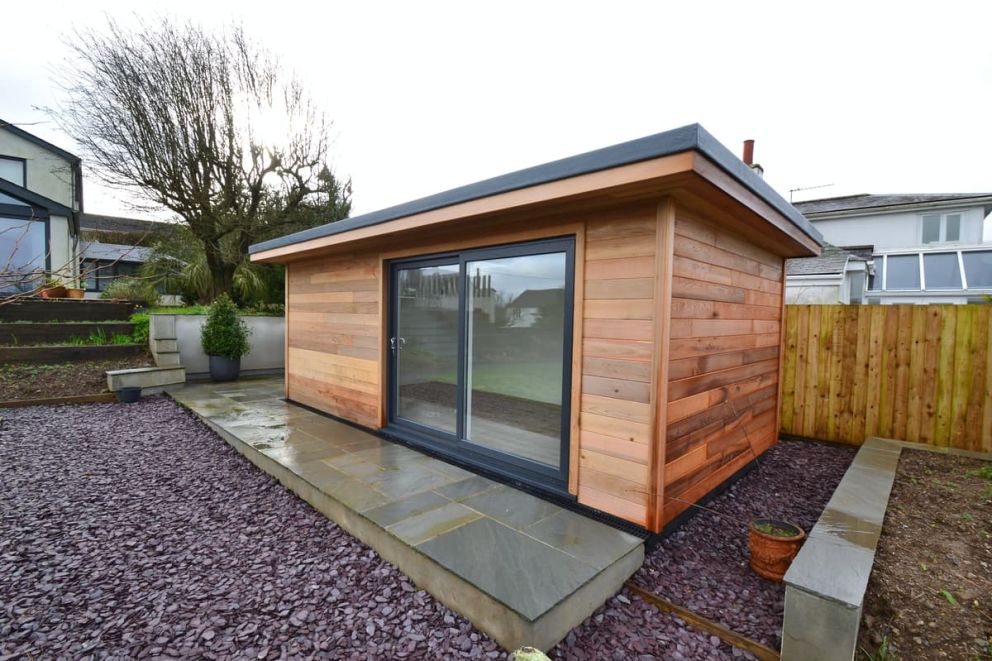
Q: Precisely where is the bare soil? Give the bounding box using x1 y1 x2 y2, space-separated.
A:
859 450 992 660
0 356 152 401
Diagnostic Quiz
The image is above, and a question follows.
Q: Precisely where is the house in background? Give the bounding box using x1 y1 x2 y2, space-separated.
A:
0 119 82 292
79 213 163 298
791 193 992 304
785 244 872 304
0 119 163 296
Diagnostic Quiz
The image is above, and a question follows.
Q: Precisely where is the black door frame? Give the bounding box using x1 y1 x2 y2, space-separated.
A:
386 236 575 496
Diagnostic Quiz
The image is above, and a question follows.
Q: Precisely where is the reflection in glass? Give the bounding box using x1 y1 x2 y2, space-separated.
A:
885 254 920 290
963 251 992 288
0 217 46 293
923 253 962 289
464 252 566 468
396 263 460 434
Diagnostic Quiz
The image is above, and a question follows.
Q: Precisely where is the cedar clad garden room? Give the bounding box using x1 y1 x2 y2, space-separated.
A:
250 124 822 534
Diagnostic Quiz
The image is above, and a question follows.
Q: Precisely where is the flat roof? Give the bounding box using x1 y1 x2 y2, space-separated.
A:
250 123 822 255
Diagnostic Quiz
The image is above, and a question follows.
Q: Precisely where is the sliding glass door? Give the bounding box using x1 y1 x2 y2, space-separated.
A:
388 237 574 492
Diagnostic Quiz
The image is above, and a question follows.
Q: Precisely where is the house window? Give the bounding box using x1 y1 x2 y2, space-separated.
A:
0 156 26 187
962 251 992 288
884 254 921 290
921 213 962 244
82 259 141 292
923 253 962 289
0 216 46 292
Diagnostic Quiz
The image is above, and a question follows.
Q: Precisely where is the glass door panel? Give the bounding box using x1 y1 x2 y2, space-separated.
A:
395 262 460 435
464 252 567 469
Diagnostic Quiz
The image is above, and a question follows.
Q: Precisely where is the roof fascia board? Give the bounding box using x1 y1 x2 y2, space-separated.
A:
250 124 822 258
250 151 696 262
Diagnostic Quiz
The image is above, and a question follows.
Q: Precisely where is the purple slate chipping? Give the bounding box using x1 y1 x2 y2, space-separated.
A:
0 396 852 658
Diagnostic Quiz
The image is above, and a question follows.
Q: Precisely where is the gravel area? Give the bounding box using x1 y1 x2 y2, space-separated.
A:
635 440 857 649
0 396 854 659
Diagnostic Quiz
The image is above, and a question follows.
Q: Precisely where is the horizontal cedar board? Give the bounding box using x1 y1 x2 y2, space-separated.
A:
583 338 653 362
668 345 779 381
670 298 780 320
670 318 779 339
667 370 778 423
671 276 780 307
672 255 781 295
289 374 378 426
580 429 651 464
673 235 781 284
583 374 651 403
578 463 650 506
584 299 655 320
580 411 653 444
582 356 652 382
580 448 650 483
584 319 655 341
584 278 655 300
781 304 992 452
288 277 379 294
669 332 780 360
584 255 655 280
673 215 783 274
288 291 378 304
581 393 653 423
287 301 378 315
668 358 779 402
577 484 649 527
585 236 656 260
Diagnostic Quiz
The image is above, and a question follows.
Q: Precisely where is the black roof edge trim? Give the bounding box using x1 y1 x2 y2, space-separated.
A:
0 119 81 163
250 123 823 255
0 177 74 216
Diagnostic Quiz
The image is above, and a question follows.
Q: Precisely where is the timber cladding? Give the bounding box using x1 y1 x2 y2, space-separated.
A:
281 200 791 532
781 304 992 451
286 255 381 428
661 208 784 527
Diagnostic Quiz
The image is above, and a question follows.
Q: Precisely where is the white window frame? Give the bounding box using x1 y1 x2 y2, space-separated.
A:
920 211 964 245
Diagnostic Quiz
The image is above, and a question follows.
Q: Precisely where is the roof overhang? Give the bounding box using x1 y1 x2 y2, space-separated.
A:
0 177 74 217
251 124 823 264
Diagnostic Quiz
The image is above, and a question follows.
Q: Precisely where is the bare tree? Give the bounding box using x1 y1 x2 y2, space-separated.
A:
48 17 350 300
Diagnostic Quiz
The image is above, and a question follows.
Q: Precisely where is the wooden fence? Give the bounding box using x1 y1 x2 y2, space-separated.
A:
779 304 992 451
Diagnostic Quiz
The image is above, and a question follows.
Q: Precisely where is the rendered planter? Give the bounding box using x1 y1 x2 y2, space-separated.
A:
748 518 805 582
208 355 241 382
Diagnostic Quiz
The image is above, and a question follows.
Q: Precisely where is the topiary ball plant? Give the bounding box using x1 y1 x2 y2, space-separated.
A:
201 293 252 360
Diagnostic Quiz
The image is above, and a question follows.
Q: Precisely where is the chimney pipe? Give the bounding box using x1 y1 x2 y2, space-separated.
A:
742 139 755 166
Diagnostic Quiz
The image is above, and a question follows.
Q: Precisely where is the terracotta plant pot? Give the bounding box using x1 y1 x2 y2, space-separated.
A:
66 288 85 299
40 286 68 299
748 518 806 582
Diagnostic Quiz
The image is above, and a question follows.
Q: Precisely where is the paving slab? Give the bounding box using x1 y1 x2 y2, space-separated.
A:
168 378 644 652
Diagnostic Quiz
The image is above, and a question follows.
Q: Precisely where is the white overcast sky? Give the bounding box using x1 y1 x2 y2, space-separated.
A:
2 1 990 221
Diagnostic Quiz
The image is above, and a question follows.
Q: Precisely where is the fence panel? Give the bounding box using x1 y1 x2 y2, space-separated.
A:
780 304 992 451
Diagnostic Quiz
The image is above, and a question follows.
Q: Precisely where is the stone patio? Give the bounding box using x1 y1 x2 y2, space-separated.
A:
168 378 644 651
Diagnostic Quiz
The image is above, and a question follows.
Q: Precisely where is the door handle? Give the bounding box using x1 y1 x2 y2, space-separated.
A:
390 337 406 355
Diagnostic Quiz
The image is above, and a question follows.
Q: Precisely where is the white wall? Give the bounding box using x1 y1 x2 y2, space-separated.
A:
812 206 987 251
151 314 285 378
0 130 75 209
48 215 75 280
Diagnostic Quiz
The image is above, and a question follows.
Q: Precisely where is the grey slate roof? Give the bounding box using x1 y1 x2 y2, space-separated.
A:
80 213 167 235
250 124 822 255
786 245 869 276
795 193 992 215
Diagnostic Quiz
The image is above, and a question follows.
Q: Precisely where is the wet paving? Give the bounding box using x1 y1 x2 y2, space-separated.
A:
0 382 851 659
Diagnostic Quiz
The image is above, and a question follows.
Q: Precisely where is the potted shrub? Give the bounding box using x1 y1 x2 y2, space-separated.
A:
201 293 251 382
39 277 67 299
748 518 806 582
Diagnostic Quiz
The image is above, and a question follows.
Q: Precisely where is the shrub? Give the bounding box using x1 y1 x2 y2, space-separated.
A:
129 311 150 345
200 293 251 359
100 277 159 306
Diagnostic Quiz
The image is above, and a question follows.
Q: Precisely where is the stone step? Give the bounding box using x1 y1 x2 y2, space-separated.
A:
152 338 178 353
155 352 182 367
107 366 186 395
